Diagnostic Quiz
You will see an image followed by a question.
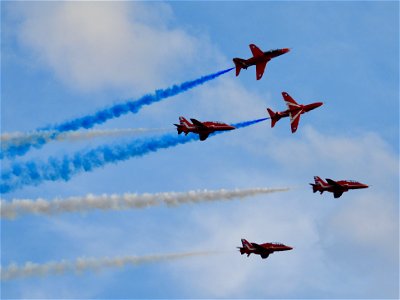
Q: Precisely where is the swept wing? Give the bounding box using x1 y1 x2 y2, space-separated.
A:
256 61 268 80
249 44 264 57
326 178 343 188
190 118 208 129
282 92 302 133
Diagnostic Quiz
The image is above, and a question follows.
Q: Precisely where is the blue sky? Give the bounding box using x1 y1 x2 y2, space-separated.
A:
1 1 399 298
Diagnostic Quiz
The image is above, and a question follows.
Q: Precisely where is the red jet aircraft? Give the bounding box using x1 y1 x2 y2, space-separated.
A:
310 176 369 198
267 92 323 133
174 117 236 141
238 239 293 259
233 44 290 80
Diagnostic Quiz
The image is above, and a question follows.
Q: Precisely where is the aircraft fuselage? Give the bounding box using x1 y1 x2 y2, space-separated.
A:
316 181 369 193
174 117 235 141
310 176 369 198
272 102 323 121
238 239 293 259
236 48 290 68
181 122 235 135
233 44 290 80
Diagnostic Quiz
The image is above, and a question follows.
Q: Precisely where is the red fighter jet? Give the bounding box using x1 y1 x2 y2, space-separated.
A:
267 92 323 133
233 44 290 80
310 176 369 198
238 239 293 260
174 116 236 141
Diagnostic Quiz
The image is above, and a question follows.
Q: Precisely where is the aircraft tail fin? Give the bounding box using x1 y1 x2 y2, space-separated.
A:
241 238 254 251
310 176 328 194
233 58 247 76
267 108 279 128
313 176 328 187
175 117 192 135
179 116 191 128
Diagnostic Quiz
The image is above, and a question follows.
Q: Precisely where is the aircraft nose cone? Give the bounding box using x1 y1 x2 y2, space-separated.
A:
282 48 290 53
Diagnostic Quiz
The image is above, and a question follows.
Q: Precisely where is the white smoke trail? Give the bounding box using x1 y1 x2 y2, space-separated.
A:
1 187 289 219
1 251 214 281
1 128 170 144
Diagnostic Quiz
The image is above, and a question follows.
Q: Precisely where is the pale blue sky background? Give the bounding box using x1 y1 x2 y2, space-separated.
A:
1 1 399 299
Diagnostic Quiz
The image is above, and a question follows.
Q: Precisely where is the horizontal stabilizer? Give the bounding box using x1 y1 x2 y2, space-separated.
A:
174 124 183 134
233 58 247 76
235 65 241 76
310 183 318 193
237 247 245 255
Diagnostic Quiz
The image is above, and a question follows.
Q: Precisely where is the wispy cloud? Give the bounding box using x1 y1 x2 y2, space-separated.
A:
14 2 223 92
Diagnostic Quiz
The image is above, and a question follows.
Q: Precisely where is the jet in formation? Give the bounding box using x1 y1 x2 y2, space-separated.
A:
238 238 293 259
174 116 236 141
233 44 290 80
310 176 369 198
267 92 323 133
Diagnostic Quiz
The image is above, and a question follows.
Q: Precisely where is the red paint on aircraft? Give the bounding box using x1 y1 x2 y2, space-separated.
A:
233 44 290 80
267 92 323 133
174 117 236 141
238 238 293 260
310 176 369 198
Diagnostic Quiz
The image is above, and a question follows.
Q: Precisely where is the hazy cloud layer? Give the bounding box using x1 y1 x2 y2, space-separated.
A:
166 126 398 298
2 1 398 299
14 2 221 93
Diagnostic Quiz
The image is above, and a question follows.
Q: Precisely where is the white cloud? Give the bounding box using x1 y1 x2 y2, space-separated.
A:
14 2 222 94
165 125 399 298
263 126 398 251
266 126 398 182
4 2 398 299
166 197 332 298
327 192 398 260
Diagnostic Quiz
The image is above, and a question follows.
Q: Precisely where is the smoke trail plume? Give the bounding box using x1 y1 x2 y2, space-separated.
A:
233 117 269 129
1 68 233 160
1 187 288 219
1 251 213 281
0 133 198 193
1 128 169 156
1 128 169 143
0 117 267 194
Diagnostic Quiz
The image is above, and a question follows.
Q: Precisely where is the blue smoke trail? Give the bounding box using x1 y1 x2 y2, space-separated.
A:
232 117 269 129
1 68 234 160
0 117 267 194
